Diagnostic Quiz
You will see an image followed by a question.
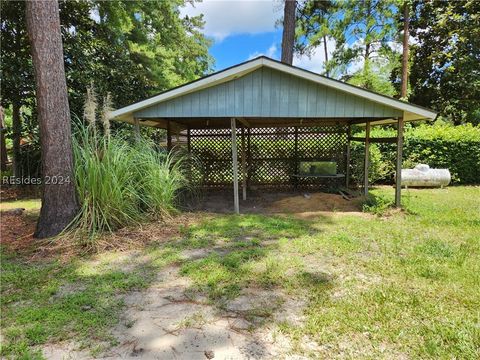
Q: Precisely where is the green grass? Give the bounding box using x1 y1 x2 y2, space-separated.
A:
0 246 181 359
1 186 479 358
176 186 480 358
0 199 41 213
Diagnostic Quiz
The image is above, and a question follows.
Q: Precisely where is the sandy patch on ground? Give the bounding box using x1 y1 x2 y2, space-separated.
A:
40 243 388 360
42 259 302 360
267 192 362 213
193 191 366 219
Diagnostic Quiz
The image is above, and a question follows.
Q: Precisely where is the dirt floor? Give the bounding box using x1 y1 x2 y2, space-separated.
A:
192 190 364 217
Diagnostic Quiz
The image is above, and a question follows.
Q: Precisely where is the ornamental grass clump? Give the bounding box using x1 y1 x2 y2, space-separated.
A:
72 125 188 245
132 144 188 217
72 126 141 238
70 86 188 246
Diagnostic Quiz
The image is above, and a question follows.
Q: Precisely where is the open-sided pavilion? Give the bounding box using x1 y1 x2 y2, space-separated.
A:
111 56 437 213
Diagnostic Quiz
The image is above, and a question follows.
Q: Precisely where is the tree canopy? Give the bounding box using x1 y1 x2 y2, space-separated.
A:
295 0 479 124
1 0 213 117
409 0 480 125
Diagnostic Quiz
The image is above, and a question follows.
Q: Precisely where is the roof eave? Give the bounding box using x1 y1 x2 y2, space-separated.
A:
110 57 264 120
110 56 437 123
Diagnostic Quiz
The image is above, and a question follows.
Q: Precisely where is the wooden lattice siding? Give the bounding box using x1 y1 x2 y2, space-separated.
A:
189 125 348 189
134 67 402 119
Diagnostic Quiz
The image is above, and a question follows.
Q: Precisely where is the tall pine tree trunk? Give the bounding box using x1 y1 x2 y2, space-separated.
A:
0 106 7 172
323 35 329 76
401 1 410 99
281 0 296 64
26 0 78 238
12 102 22 178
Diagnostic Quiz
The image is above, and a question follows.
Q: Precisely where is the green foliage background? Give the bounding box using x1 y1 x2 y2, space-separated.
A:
352 123 480 185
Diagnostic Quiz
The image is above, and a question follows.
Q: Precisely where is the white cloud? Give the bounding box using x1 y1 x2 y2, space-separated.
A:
180 0 281 42
293 37 336 74
248 43 278 60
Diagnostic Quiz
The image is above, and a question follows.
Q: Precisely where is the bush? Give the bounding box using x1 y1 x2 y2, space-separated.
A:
350 142 391 185
352 123 480 185
362 193 393 216
71 125 187 243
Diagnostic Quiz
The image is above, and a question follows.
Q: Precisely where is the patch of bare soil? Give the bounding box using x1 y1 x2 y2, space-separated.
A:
267 192 363 214
41 255 303 359
193 190 367 219
3 213 203 262
95 213 201 252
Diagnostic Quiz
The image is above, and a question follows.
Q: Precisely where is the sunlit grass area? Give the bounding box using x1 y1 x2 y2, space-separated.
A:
1 186 479 358
0 199 41 213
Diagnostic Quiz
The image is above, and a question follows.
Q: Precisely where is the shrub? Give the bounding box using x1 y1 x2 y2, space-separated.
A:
350 142 391 185
352 123 480 185
71 125 187 243
362 193 393 216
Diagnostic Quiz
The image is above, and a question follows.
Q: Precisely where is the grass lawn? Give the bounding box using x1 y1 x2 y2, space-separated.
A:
1 186 479 358
0 199 41 213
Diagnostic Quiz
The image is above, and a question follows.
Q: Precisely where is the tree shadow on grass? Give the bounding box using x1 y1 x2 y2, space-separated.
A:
1 212 335 359
0 246 178 358
178 212 333 249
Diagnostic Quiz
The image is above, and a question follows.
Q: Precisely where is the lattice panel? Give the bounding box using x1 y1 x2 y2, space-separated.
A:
189 129 233 186
189 125 349 190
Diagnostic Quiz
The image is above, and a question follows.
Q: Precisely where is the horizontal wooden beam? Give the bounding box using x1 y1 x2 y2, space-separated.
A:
349 136 399 144
237 118 251 128
189 129 346 137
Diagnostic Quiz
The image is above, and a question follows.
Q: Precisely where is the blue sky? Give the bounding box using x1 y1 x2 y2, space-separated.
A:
181 0 333 73
209 31 282 69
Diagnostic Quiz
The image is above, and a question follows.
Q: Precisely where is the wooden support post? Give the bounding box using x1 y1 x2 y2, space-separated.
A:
346 124 351 188
247 128 251 189
241 127 247 200
134 118 140 141
231 118 240 214
166 119 172 151
395 116 404 207
294 127 299 189
364 121 371 197
186 127 192 181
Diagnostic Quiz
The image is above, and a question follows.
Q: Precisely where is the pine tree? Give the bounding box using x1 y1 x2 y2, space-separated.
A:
25 0 79 238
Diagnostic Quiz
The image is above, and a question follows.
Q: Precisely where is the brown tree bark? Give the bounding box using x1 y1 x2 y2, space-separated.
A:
323 35 329 76
401 1 410 99
0 106 8 172
281 0 296 64
12 102 22 177
25 0 78 238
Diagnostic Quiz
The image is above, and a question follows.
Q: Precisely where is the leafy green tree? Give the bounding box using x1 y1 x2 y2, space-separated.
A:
0 0 35 176
295 0 402 95
1 0 213 175
409 0 480 125
295 0 335 76
77 0 212 111
328 0 400 95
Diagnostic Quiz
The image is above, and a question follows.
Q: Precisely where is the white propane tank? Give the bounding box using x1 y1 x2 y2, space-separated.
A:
398 164 451 188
